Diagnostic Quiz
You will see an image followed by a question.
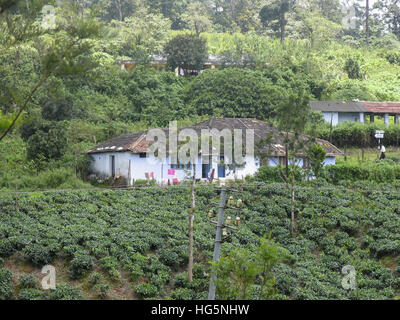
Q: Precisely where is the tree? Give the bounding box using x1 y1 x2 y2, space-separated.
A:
182 2 213 35
375 0 400 40
164 34 208 76
184 68 284 119
106 7 171 58
306 143 326 178
257 89 311 238
344 58 363 80
211 236 288 300
0 0 100 142
26 121 68 161
260 0 291 43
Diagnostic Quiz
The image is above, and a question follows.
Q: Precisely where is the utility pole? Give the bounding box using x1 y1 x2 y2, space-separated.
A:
208 184 226 300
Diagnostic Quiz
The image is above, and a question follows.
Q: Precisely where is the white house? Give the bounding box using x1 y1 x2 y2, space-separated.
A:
87 118 343 185
311 101 400 127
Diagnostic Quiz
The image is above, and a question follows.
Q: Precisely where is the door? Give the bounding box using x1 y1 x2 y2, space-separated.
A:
218 156 226 178
110 155 115 178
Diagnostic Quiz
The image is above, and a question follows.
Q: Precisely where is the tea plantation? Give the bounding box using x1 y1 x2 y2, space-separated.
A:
0 182 399 300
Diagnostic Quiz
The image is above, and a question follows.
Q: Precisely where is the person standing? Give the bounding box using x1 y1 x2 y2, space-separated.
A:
380 145 386 160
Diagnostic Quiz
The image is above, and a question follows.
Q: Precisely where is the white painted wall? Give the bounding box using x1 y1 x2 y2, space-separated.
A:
323 112 339 126
338 112 362 123
90 152 337 184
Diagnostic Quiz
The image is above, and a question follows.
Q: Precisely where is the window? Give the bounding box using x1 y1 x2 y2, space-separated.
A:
171 160 192 170
139 153 147 158
110 155 115 177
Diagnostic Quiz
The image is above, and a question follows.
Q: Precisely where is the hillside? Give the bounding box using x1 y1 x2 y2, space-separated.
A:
0 182 399 300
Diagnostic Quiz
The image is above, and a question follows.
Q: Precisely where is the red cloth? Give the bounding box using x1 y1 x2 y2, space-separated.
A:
172 178 179 185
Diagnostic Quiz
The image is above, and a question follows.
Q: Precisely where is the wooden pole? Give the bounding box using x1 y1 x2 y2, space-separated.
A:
188 164 196 282
208 185 226 300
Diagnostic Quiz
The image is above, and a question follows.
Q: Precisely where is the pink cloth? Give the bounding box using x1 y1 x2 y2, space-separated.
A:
168 169 175 175
150 172 154 178
172 178 179 185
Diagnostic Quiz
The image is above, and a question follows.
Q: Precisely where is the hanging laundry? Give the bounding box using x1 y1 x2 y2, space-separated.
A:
168 169 175 175
172 178 179 185
150 172 154 179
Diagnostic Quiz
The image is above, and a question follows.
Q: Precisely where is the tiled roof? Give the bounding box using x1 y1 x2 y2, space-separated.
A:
361 102 400 114
310 101 368 112
87 118 343 157
311 101 400 114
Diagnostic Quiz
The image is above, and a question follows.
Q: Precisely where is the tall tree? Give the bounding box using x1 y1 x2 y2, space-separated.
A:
0 1 100 142
366 0 370 46
260 0 291 43
164 33 208 76
376 0 400 40
182 2 213 35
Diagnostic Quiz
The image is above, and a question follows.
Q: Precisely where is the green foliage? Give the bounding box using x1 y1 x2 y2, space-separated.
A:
322 163 400 184
212 237 287 300
164 34 208 75
0 267 13 300
0 183 399 300
48 284 82 300
26 121 68 162
134 283 160 299
18 289 43 300
184 68 283 119
306 144 327 177
94 283 109 299
69 252 94 279
344 58 363 80
18 274 37 289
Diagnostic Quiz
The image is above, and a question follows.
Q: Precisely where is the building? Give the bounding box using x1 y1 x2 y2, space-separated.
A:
86 118 343 185
117 54 224 76
311 101 400 127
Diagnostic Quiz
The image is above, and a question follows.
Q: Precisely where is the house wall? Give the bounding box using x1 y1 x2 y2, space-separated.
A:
323 156 336 166
338 112 362 123
322 112 366 126
322 112 339 126
90 152 337 184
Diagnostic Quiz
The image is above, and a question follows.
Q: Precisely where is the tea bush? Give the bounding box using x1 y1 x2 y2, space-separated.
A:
0 183 399 299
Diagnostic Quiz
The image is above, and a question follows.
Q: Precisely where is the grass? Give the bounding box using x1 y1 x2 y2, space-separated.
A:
336 147 400 166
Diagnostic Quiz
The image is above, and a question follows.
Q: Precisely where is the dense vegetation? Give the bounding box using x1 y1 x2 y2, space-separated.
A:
1 0 400 190
0 182 399 300
1 0 400 301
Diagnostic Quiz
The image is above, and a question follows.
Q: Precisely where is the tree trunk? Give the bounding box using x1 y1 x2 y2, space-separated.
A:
280 11 285 44
188 164 196 282
290 181 295 238
366 0 370 46
115 0 123 21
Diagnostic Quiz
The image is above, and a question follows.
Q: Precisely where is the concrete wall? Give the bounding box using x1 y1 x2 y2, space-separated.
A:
338 112 362 123
90 152 337 184
322 112 339 126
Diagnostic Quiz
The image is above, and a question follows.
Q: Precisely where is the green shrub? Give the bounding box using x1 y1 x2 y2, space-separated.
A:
48 284 82 300
134 283 159 298
69 252 94 279
18 289 43 300
19 274 37 289
0 268 13 300
88 272 103 287
170 288 195 300
100 256 121 280
94 283 109 299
